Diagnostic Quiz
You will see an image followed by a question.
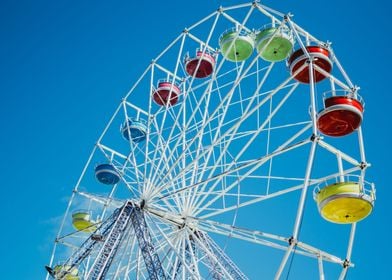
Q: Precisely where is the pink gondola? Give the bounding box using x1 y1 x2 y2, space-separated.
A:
153 80 181 106
185 50 215 78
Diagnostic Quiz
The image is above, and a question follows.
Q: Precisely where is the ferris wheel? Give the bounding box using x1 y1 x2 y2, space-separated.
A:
46 2 376 279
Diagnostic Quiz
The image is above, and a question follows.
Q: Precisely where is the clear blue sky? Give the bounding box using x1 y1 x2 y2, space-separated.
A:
0 0 389 279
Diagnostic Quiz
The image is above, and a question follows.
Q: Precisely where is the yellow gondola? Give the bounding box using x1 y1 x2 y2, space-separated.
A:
314 182 375 224
72 211 97 233
53 265 79 280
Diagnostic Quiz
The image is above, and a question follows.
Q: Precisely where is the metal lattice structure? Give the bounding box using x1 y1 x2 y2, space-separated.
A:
47 1 375 279
196 231 248 280
47 201 167 280
129 204 167 280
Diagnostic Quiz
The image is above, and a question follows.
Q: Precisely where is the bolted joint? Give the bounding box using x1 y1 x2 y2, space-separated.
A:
310 133 321 142
350 85 360 95
91 234 104 242
140 199 146 209
288 236 296 246
359 161 368 170
305 56 316 65
284 13 293 22
343 259 350 268
321 41 332 50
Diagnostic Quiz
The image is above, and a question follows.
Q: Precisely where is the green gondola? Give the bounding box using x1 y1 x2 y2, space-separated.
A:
255 27 293 62
219 29 254 62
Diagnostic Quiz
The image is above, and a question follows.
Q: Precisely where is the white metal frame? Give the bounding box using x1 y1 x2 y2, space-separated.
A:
47 2 373 280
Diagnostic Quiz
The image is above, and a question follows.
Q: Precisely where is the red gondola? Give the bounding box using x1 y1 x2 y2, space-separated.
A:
153 80 181 106
185 50 216 78
317 94 364 137
288 46 332 83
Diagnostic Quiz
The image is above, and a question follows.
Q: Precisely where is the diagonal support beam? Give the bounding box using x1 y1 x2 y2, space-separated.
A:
130 204 167 280
87 201 134 279
196 231 248 280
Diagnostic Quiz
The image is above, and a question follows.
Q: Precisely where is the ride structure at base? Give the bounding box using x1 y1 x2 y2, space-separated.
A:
288 45 332 83
317 90 364 137
314 180 375 224
47 201 247 280
185 49 216 78
255 25 293 62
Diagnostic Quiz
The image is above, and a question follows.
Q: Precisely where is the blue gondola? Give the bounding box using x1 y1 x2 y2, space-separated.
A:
121 118 148 143
95 163 121 185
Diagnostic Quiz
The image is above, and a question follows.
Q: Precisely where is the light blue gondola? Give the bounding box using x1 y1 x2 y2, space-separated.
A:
95 163 121 185
121 118 148 143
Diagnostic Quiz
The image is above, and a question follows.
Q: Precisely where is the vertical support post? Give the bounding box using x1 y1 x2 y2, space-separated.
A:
338 223 356 280
337 153 345 183
318 253 325 280
275 41 319 279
